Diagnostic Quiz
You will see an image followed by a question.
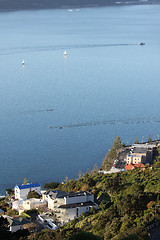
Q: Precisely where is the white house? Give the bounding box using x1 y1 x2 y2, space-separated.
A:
7 217 30 232
58 201 97 224
14 183 41 200
44 190 98 224
19 198 47 214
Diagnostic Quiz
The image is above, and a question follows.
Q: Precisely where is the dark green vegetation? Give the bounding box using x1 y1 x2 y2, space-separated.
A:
0 217 29 240
29 147 160 240
101 136 124 171
0 0 158 10
27 190 41 199
6 188 14 196
43 182 60 190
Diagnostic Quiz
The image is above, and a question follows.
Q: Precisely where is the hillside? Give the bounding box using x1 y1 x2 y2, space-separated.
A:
29 148 160 240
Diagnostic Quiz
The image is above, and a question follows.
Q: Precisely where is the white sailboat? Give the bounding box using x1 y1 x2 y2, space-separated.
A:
22 59 25 65
64 50 67 56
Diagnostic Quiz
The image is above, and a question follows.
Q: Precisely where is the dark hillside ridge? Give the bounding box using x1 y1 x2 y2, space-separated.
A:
0 0 159 11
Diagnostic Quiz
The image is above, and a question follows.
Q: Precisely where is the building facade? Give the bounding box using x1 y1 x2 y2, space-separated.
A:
43 190 98 224
14 183 41 200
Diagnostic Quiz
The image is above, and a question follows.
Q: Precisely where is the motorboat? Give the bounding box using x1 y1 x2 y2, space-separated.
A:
139 42 145 46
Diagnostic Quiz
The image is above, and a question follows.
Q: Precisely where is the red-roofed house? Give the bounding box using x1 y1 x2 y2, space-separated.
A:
125 164 135 170
125 163 145 170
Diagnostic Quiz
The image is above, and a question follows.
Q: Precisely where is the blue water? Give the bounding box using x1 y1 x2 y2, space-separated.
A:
0 5 160 194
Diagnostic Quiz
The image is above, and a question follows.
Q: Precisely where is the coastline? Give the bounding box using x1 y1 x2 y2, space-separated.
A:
0 1 160 12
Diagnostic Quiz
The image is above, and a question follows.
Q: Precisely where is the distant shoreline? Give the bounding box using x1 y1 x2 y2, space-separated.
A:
0 1 160 12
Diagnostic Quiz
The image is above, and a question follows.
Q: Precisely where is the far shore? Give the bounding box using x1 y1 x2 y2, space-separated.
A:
0 1 160 12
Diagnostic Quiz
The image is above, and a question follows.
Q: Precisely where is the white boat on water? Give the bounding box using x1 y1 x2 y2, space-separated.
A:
22 59 25 65
64 50 67 56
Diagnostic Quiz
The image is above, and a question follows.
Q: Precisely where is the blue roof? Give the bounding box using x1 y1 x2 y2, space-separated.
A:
128 155 141 157
16 183 40 190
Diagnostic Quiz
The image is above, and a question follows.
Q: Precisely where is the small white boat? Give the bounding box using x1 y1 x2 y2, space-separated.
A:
64 50 67 56
22 59 25 65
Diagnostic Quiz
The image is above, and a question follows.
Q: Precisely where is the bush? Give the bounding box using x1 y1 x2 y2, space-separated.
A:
43 182 60 189
27 190 41 199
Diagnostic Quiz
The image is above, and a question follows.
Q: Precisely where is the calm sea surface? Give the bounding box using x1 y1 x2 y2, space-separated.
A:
0 5 160 194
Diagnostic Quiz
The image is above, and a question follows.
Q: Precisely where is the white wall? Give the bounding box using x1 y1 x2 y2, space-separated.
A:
65 194 94 205
60 205 93 223
15 186 41 200
48 197 54 210
10 225 23 232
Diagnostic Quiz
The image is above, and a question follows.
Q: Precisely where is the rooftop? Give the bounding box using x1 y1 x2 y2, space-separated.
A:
66 191 92 198
7 217 30 226
132 148 148 154
58 201 97 209
46 190 92 199
132 143 156 149
125 164 135 170
125 163 145 170
128 154 142 157
15 183 40 190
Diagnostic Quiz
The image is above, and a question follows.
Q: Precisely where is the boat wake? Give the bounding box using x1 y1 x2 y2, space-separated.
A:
0 43 142 55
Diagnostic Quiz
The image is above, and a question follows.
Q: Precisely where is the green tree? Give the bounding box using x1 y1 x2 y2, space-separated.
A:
43 182 60 189
134 137 139 144
148 133 152 142
27 190 41 199
6 189 14 196
5 208 18 217
112 136 122 150
32 229 56 240
69 231 102 240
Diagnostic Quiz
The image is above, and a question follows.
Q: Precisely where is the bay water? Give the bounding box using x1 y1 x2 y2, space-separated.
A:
0 5 160 194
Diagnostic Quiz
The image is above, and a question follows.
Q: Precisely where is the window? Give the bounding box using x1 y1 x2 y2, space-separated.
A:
76 208 79 217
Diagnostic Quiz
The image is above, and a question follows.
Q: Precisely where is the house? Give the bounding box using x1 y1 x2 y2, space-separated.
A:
12 199 23 212
14 183 41 200
18 198 47 215
58 201 97 224
125 164 135 170
12 197 47 215
126 143 156 165
125 163 145 171
126 154 145 165
7 216 30 232
42 190 66 202
44 190 98 224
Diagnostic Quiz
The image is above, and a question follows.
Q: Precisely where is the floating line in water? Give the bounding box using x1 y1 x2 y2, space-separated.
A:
21 108 55 114
49 116 160 130
0 43 141 55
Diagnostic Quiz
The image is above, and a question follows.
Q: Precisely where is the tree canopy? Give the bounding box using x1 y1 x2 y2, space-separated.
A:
27 191 41 199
